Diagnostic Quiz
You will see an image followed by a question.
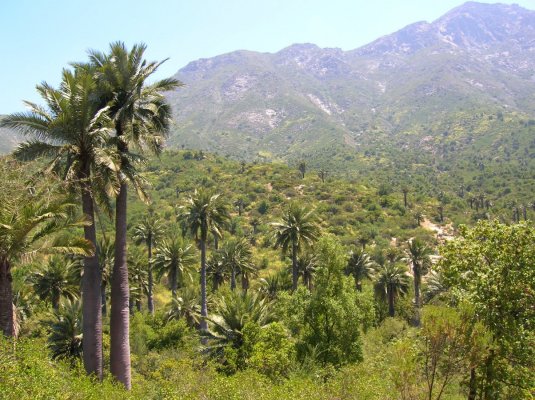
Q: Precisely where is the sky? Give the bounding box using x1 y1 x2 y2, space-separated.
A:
1 0 534 113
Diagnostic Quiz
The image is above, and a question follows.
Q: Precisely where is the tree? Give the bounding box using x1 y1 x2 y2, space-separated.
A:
204 291 272 365
272 203 320 291
218 238 255 291
345 248 374 291
207 252 227 292
166 286 201 329
373 262 411 318
86 42 181 389
0 167 92 338
318 169 327 183
154 235 196 298
439 221 535 398
402 187 409 208
29 256 78 310
133 212 164 314
300 236 366 366
297 253 317 292
1 68 116 379
127 247 148 313
44 299 83 363
298 161 306 179
179 189 230 337
406 239 432 325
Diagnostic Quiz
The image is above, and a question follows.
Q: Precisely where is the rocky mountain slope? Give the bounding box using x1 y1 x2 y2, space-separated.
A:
166 2 535 166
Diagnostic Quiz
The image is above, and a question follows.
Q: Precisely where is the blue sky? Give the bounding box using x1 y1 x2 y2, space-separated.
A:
1 0 534 113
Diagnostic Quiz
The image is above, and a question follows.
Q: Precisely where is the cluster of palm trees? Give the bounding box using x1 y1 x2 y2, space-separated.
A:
268 202 435 323
1 42 180 389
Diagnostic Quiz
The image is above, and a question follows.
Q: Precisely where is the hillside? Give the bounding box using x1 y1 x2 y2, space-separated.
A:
166 2 535 168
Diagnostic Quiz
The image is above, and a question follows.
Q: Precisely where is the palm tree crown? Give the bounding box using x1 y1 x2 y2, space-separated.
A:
272 203 320 291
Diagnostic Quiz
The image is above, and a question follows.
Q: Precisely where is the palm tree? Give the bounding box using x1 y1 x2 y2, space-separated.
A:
128 248 148 313
297 253 317 291
0 163 92 338
406 239 432 325
423 270 448 304
345 248 374 291
402 187 409 208
85 42 181 389
298 161 306 179
179 189 230 336
218 238 255 291
414 210 424 226
207 253 227 292
373 262 411 317
318 169 327 183
165 286 201 329
29 256 79 310
258 270 293 300
272 203 320 291
1 69 116 378
133 212 164 314
44 299 83 364
205 291 272 351
154 236 196 298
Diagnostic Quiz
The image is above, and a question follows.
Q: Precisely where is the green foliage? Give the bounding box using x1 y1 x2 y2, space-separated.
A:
44 299 83 363
439 221 535 398
299 236 366 367
247 322 296 381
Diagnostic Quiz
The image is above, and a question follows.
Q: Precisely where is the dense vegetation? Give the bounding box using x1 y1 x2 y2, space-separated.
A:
0 42 533 400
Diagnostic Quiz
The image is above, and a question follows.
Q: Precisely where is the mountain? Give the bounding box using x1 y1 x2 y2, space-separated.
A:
166 2 535 169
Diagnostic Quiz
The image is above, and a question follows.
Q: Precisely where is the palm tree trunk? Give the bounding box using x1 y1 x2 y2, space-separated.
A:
292 243 298 291
388 285 395 317
242 273 249 292
414 267 421 326
147 239 154 315
81 182 103 380
101 281 107 317
468 368 477 400
110 182 131 389
230 268 236 291
0 259 15 337
171 266 177 298
200 239 208 342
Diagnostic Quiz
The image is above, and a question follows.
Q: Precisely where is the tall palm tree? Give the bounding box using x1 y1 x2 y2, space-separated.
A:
406 239 432 325
29 256 79 310
345 248 374 291
85 42 181 389
153 236 196 298
0 171 92 338
133 212 164 314
179 189 230 336
1 69 116 379
272 203 320 291
373 262 411 318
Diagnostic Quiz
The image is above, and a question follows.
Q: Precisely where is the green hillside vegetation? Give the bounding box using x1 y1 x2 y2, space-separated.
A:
0 39 533 400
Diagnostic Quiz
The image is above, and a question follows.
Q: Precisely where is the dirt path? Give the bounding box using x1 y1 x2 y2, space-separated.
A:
421 218 455 242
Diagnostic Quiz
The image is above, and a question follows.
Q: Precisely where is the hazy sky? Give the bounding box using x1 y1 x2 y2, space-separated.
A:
1 0 534 113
